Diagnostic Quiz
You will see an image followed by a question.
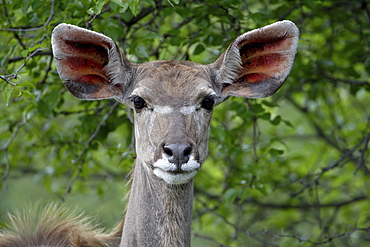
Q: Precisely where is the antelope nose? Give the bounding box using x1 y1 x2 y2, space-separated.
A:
163 143 192 169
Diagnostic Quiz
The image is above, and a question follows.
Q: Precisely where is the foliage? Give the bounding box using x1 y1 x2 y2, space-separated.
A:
0 0 369 246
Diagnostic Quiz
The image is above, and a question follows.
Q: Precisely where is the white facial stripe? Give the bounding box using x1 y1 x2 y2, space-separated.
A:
154 105 174 114
180 105 196 115
152 105 196 115
131 86 151 96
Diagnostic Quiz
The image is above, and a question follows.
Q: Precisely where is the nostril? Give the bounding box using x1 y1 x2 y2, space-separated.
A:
163 146 173 157
163 143 193 167
184 145 192 157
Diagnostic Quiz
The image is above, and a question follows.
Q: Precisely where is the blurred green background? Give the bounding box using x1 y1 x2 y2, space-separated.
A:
0 0 369 246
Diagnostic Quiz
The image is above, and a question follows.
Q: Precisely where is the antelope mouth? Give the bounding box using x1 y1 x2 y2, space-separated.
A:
166 170 190 175
152 158 201 185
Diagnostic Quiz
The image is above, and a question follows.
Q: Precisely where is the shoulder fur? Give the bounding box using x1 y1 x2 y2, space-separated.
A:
0 203 121 247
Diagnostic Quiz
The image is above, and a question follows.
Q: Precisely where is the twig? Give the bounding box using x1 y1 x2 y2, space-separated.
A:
0 0 55 32
60 101 119 202
0 111 37 202
1 47 49 85
323 73 370 86
356 132 370 174
240 195 367 209
246 230 279 246
192 231 230 247
276 226 370 245
291 134 369 197
7 51 53 64
0 0 55 85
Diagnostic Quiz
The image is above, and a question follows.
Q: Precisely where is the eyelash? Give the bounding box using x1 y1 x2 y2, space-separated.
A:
130 96 147 112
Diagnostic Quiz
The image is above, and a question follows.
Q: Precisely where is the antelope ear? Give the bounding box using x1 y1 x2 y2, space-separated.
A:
212 20 299 98
51 23 132 100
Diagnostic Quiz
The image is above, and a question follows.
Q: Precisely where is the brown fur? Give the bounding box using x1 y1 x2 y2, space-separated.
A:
0 203 122 247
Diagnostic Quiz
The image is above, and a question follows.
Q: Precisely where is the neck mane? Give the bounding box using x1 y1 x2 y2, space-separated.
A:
120 160 194 247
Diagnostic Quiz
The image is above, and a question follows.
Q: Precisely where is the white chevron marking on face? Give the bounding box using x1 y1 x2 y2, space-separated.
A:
154 105 174 114
180 105 196 115
152 105 197 115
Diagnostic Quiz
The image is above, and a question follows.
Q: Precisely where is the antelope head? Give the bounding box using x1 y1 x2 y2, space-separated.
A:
51 21 299 185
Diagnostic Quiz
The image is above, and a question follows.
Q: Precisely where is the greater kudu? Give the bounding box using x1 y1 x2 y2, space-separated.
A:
0 21 299 246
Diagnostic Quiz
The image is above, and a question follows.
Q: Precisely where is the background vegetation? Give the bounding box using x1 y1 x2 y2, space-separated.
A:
0 0 369 246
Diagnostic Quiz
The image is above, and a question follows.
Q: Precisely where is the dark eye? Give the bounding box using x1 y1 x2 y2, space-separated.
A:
133 96 146 111
201 96 215 111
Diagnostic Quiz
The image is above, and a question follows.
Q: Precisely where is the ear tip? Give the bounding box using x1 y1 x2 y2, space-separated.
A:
274 20 300 36
52 23 72 35
54 23 69 29
52 23 79 42
277 20 296 26
51 23 116 50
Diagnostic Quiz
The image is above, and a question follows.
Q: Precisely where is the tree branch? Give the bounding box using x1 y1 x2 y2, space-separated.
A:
7 51 52 64
60 101 119 202
241 195 367 209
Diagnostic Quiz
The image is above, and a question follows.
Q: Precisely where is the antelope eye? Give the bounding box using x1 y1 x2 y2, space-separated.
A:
201 96 215 111
133 96 146 110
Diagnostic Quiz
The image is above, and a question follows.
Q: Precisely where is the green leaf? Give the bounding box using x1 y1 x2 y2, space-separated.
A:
144 32 162 39
271 115 281 125
129 0 140 16
251 103 265 113
143 0 156 7
168 36 188 46
89 0 108 15
135 45 149 58
282 119 294 128
262 100 278 107
223 188 238 207
111 0 129 12
254 184 268 196
259 112 271 120
269 148 284 156
193 44 205 55
37 99 52 118
22 104 37 122
3 86 14 106
205 34 224 46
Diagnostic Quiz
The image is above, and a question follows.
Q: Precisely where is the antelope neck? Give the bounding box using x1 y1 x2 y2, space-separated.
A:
120 160 193 247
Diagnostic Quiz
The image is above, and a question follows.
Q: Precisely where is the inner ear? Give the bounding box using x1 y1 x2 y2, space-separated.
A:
212 21 299 99
237 34 295 84
59 41 110 85
52 23 132 100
